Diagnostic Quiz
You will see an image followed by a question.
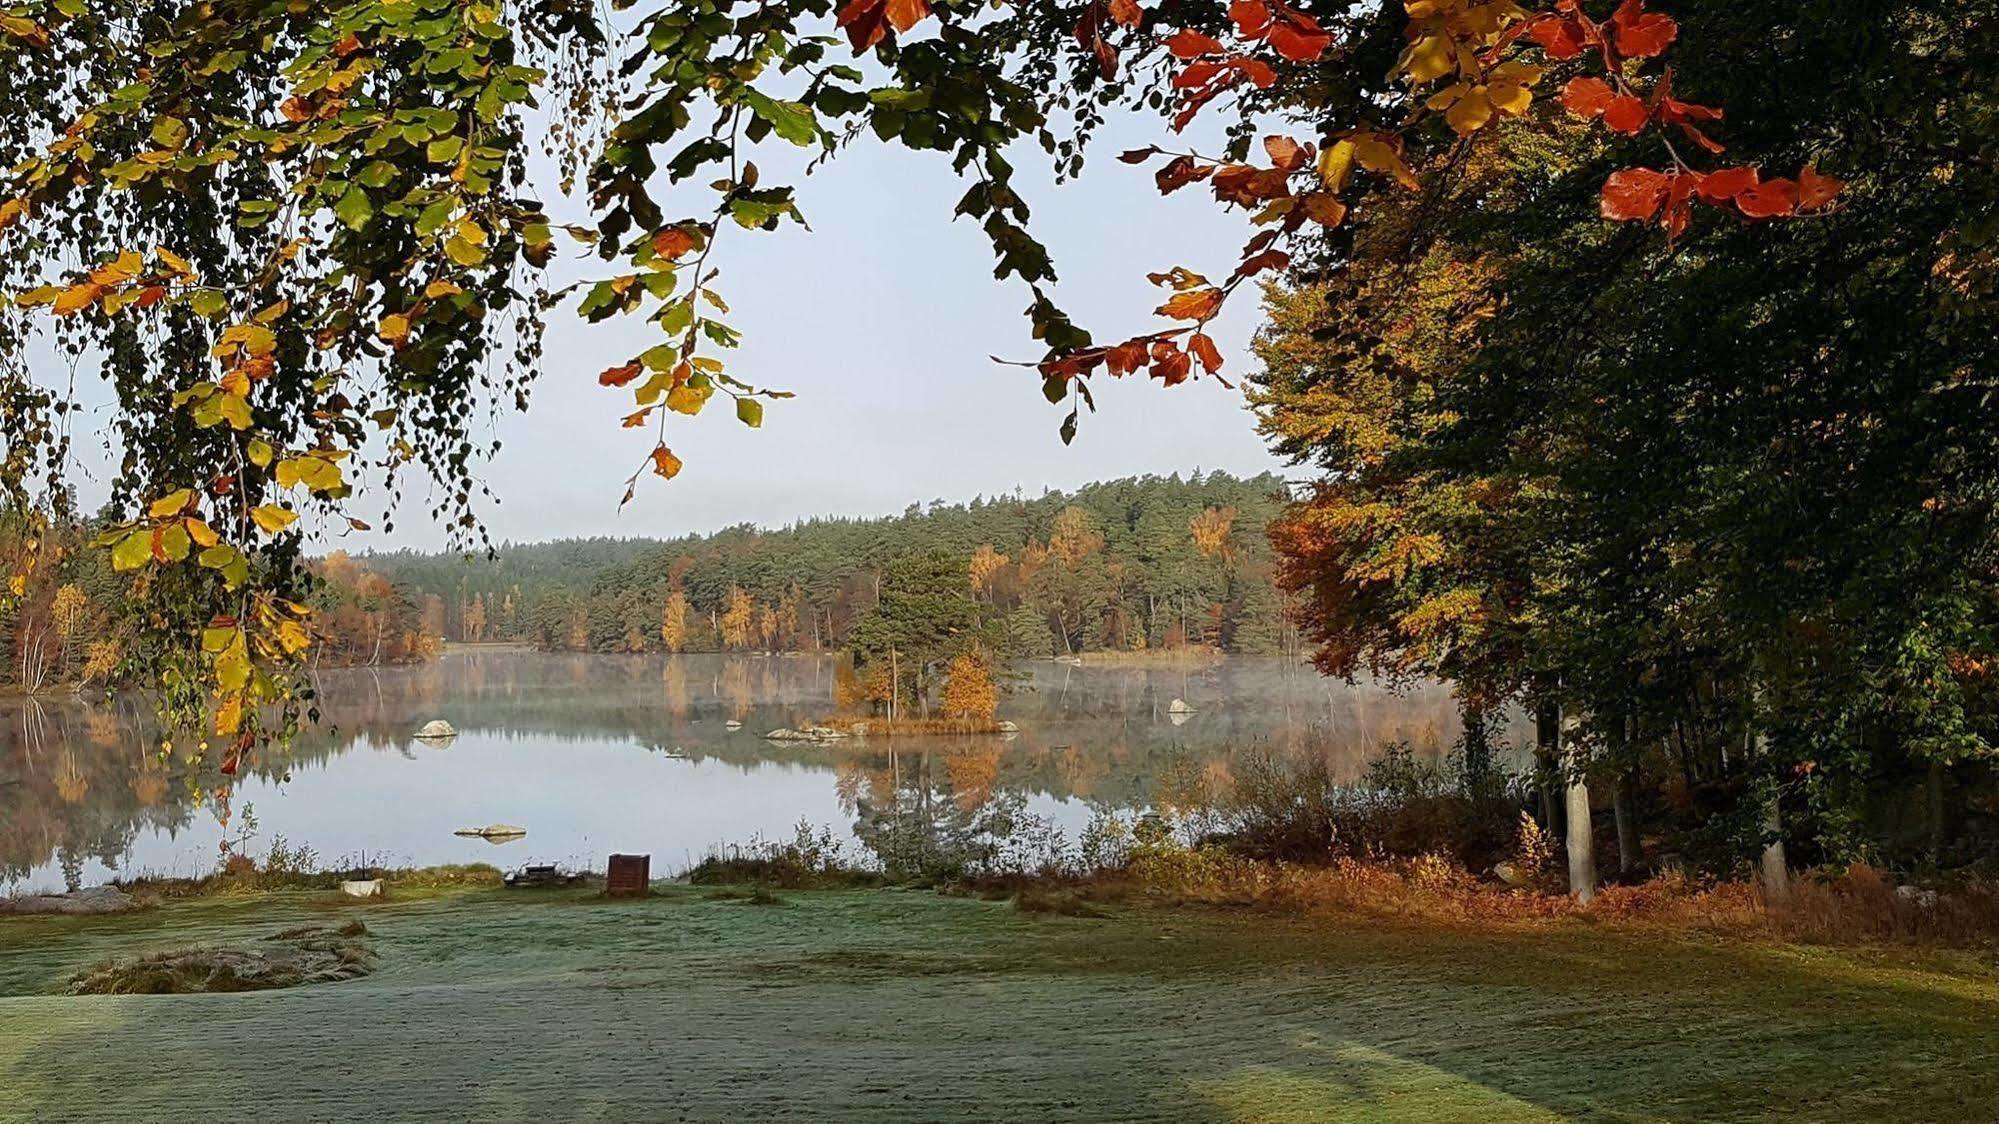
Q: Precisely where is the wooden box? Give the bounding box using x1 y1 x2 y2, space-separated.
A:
605 853 651 897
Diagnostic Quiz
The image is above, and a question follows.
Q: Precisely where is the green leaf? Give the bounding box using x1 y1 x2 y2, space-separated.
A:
736 397 763 429
333 185 373 231
742 90 819 147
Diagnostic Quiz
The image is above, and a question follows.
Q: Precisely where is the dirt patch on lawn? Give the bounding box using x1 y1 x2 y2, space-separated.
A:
64 921 377 995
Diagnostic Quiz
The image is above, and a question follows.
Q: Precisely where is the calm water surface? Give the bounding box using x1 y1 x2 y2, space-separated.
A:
1 651 1494 893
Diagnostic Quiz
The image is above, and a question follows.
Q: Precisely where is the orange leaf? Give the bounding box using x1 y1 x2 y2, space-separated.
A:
1189 333 1223 374
651 446 683 480
1600 168 1670 222
652 226 698 259
1558 77 1615 119
1263 135 1306 172
1165 29 1221 58
1796 166 1845 210
599 361 643 387
1736 178 1797 218
1610 0 1677 59
1155 287 1225 322
1602 95 1650 135
53 283 103 316
1696 166 1759 203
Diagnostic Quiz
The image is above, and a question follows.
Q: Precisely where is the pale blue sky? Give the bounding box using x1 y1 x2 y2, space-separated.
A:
462 112 1288 550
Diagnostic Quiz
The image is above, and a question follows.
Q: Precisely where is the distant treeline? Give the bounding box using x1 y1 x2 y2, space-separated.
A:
365 472 1301 659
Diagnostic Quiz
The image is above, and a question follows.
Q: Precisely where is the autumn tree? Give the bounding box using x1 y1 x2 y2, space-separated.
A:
719 586 755 651
940 649 1000 724
660 589 689 653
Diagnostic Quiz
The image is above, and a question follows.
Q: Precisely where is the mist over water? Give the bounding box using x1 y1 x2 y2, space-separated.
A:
1 650 1510 894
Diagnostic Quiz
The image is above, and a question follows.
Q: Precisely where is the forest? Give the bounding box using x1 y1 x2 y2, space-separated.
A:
0 509 436 693
365 471 1298 662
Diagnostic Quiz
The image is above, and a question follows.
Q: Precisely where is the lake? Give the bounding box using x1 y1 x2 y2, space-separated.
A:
0 650 1484 893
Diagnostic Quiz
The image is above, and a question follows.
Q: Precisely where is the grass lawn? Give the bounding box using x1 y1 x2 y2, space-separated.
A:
1 885 1994 1122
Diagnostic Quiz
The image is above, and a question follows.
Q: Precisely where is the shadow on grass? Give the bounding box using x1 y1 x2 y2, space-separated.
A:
2 889 1997 1121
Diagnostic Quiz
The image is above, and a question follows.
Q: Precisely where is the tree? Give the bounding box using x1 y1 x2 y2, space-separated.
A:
940 649 1000 723
660 590 688 653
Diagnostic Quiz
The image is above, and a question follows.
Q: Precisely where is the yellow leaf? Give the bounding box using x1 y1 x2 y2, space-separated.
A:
214 693 244 736
378 313 411 342
1316 140 1356 193
148 489 194 519
1400 35 1457 84
1445 88 1494 135
186 518 220 549
1353 136 1420 190
423 280 463 299
1488 81 1533 116
155 246 194 277
251 505 299 534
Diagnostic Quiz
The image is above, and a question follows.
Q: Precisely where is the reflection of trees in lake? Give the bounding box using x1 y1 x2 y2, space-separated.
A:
2 651 1513 883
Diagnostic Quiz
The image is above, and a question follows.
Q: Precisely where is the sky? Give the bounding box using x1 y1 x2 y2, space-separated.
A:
50 92 1297 553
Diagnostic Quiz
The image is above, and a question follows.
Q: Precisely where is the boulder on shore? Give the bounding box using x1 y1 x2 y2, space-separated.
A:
414 719 457 740
0 886 139 916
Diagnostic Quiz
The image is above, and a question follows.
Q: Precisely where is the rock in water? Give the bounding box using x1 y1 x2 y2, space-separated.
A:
415 719 457 740
0 886 138 916
453 824 527 843
1168 698 1196 715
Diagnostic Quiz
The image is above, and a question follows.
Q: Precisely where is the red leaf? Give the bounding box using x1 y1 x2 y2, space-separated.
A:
1610 0 1677 58
1696 166 1759 203
1601 167 1670 222
1119 147 1157 164
1558 76 1615 118
1735 177 1798 218
1106 0 1143 29
599 361 643 387
1796 166 1845 210
1165 28 1221 58
1266 14 1332 62
1602 95 1650 135
1228 0 1271 38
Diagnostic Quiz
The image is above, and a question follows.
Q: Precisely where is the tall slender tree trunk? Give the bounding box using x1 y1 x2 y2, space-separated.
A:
1929 761 1948 861
1560 705 1596 903
1614 767 1643 876
1534 702 1562 840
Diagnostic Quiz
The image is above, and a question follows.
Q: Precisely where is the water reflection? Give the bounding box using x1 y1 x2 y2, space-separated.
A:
0 651 1496 892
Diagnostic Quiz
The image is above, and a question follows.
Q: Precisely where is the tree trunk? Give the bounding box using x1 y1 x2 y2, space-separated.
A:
1929 761 1948 861
1759 797 1790 905
1560 706 1596 904
1614 767 1643 877
1534 702 1562 840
